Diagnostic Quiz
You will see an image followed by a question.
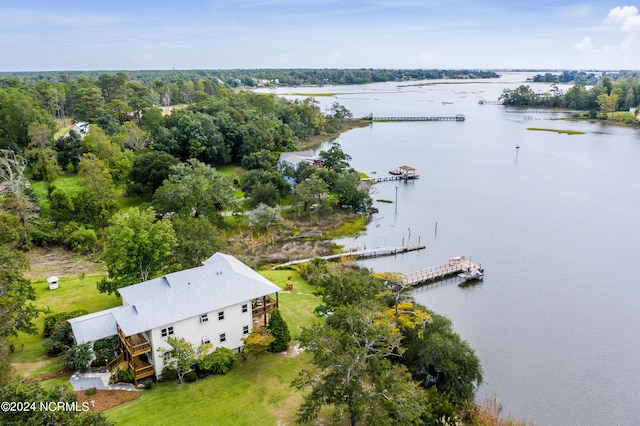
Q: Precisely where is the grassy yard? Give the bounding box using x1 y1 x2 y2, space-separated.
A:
9 273 121 377
106 352 312 425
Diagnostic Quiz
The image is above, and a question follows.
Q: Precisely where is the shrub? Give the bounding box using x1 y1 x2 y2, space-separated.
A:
160 366 178 382
267 309 291 353
85 387 97 397
91 336 119 367
184 371 198 383
66 227 98 254
197 347 237 375
43 321 75 355
43 310 88 338
142 381 154 390
62 343 93 372
115 368 134 383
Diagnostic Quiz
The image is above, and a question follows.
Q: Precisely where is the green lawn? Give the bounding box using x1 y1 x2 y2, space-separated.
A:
106 352 311 425
8 275 120 377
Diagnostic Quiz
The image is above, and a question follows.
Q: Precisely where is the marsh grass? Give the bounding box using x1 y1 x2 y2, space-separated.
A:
526 128 585 135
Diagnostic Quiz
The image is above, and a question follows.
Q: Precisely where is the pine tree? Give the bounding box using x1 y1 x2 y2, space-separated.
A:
267 309 290 353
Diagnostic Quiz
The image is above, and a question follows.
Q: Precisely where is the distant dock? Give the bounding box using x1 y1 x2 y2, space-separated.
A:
370 115 465 122
363 165 420 182
272 245 426 269
401 256 482 286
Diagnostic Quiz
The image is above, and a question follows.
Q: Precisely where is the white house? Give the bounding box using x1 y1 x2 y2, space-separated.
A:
277 150 323 187
68 253 280 383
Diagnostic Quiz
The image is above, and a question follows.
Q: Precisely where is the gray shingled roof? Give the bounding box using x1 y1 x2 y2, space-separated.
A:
68 253 281 342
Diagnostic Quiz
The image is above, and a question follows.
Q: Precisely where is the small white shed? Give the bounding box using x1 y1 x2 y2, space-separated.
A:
47 276 59 290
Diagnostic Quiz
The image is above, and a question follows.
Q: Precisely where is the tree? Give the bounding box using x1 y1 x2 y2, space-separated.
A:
294 174 328 211
24 123 59 182
399 309 483 403
161 336 197 384
241 327 274 357
0 380 114 425
98 207 176 295
322 270 385 311
62 343 93 372
267 309 290 353
128 150 179 196
294 304 426 425
170 214 225 269
153 160 236 221
0 247 41 338
596 93 620 119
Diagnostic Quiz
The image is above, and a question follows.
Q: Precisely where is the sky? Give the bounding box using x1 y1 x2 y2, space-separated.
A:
1 1 639 72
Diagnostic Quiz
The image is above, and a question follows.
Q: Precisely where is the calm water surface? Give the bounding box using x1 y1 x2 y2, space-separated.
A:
263 74 640 425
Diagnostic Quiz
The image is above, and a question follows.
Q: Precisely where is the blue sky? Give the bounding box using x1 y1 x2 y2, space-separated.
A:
1 1 639 71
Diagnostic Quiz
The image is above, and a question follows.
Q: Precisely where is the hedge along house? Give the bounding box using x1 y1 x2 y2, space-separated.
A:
68 253 280 383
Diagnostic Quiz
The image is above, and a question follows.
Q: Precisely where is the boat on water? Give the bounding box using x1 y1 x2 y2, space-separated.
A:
388 165 420 179
458 266 484 282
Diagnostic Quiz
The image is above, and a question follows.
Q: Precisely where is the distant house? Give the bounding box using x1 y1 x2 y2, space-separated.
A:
64 122 90 139
68 253 280 383
277 150 323 187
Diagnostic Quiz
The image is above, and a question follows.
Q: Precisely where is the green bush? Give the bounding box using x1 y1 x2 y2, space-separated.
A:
160 366 178 382
91 336 119 367
43 310 88 338
197 347 237 375
267 309 291 353
85 387 97 397
66 226 98 254
115 368 134 383
43 321 75 355
184 371 198 383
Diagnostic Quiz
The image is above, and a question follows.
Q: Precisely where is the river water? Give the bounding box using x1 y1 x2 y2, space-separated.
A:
261 74 640 425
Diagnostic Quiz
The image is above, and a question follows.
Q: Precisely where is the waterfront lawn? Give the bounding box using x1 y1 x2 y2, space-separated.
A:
258 268 323 339
106 351 311 425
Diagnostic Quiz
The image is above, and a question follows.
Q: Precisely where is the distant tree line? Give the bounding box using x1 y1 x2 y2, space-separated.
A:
0 68 499 87
500 74 640 115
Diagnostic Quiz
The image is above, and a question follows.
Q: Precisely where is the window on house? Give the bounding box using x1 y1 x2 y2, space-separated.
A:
219 333 226 343
200 314 209 323
243 325 249 335
202 336 210 344
218 311 224 320
161 326 174 337
242 304 248 313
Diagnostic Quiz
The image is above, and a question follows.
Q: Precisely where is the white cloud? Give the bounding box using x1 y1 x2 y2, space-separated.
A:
604 6 640 32
574 37 598 53
619 35 635 50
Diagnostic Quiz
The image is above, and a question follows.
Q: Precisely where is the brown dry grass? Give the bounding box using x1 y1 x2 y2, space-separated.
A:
23 247 104 281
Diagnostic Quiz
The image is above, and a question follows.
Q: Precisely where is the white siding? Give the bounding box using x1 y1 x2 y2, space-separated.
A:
149 300 253 378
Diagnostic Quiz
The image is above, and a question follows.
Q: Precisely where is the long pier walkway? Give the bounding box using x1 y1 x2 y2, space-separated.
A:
272 245 426 269
371 115 465 122
401 256 482 286
362 174 418 182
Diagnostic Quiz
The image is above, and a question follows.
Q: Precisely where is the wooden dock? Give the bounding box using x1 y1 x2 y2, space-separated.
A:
272 245 426 269
371 115 465 122
362 174 419 182
401 256 482 286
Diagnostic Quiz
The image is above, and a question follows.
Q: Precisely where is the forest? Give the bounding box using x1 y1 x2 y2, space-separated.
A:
1 68 499 87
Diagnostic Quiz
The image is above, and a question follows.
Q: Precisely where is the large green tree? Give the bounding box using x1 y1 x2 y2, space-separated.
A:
153 160 236 221
98 207 176 295
0 247 41 338
399 309 483 403
294 304 426 425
